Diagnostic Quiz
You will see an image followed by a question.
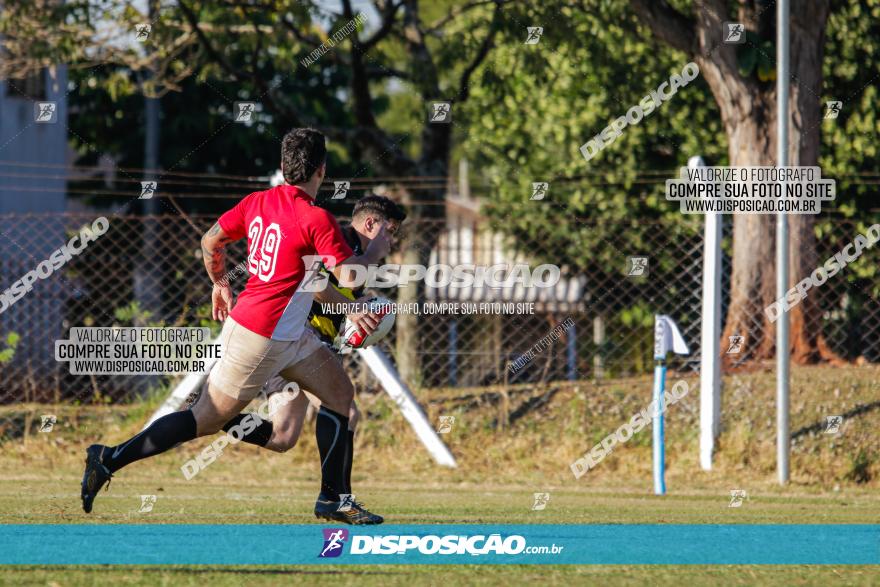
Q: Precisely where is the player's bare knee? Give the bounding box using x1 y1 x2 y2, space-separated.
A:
191 402 236 437
270 432 298 453
195 418 225 437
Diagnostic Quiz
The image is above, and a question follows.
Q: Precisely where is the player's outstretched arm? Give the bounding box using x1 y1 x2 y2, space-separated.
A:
201 222 237 321
331 224 392 288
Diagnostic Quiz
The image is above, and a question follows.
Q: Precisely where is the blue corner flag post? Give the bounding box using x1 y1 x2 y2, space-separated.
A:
653 315 690 495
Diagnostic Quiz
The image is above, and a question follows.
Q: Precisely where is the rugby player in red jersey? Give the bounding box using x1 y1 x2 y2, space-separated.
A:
216 195 406 521
81 128 388 523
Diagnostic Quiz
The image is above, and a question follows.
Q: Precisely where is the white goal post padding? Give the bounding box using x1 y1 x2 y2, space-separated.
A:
691 154 723 472
356 346 457 467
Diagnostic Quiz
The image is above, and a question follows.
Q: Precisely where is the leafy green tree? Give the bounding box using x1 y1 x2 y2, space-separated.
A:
462 0 880 365
0 333 20 364
1 0 510 381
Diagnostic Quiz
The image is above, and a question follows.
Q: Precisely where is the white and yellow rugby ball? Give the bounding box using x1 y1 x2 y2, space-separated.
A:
337 297 395 350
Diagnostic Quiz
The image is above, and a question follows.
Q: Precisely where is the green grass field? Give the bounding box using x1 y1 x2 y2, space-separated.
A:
1 365 878 585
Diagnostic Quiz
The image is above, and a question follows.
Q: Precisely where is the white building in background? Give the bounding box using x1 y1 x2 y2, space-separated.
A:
0 66 70 394
428 160 587 311
423 160 585 385
0 66 68 212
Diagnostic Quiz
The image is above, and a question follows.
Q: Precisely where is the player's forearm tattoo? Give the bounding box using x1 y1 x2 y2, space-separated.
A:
201 222 232 284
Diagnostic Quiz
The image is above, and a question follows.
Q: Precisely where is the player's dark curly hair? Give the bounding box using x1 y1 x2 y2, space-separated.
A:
352 195 407 223
281 128 327 185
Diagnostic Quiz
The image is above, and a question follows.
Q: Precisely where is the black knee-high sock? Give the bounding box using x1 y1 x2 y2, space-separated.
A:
102 410 197 473
315 407 350 500
221 413 274 447
343 429 355 494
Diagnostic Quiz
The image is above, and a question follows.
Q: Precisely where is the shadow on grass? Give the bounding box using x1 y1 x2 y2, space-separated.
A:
791 400 880 439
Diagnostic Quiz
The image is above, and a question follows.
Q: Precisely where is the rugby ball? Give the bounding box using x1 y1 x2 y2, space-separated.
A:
337 296 395 350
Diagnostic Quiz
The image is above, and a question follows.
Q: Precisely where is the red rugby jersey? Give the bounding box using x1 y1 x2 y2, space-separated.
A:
217 184 353 340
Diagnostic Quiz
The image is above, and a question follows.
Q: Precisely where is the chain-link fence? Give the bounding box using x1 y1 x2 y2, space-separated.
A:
1 211 879 409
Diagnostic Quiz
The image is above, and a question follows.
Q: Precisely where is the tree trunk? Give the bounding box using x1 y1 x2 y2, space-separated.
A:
394 211 447 387
632 0 836 365
691 1 833 366
717 94 778 363
391 78 452 379
786 4 839 364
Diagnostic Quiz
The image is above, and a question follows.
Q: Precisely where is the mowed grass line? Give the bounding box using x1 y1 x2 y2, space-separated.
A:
0 463 877 586
0 452 878 524
1 364 878 584
3 565 880 587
